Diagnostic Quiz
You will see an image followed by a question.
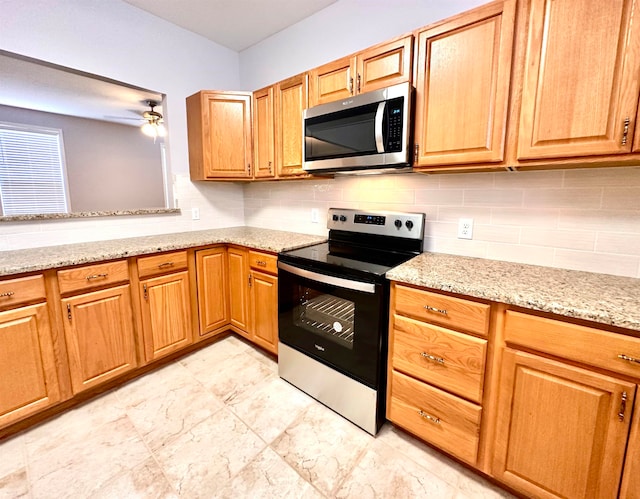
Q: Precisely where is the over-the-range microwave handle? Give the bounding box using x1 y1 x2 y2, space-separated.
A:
277 261 376 294
374 102 386 153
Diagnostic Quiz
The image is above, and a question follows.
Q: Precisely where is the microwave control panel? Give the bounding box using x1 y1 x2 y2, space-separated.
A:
385 97 404 152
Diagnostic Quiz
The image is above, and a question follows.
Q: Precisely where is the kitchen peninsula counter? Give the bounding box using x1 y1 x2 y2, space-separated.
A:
0 226 326 277
387 252 640 332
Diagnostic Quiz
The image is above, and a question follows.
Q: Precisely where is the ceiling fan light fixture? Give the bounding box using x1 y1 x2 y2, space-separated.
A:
141 100 165 138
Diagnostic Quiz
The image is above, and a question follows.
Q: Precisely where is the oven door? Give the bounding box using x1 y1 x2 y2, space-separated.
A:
278 261 387 389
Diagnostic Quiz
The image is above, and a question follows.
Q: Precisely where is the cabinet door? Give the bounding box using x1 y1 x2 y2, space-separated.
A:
253 86 275 178
356 35 413 95
517 0 640 159
250 271 278 354
0 303 60 427
187 91 253 179
308 55 355 107
195 247 229 338
620 393 640 498
140 271 192 362
62 285 137 394
275 74 308 177
494 349 635 499
414 0 515 166
227 247 251 335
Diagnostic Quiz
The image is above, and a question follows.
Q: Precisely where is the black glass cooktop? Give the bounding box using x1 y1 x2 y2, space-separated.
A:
279 241 417 280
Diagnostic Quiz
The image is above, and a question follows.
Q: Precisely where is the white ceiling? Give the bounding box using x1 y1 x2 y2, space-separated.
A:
122 0 337 51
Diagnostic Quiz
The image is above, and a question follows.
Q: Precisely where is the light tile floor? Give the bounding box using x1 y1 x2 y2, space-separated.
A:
0 335 516 498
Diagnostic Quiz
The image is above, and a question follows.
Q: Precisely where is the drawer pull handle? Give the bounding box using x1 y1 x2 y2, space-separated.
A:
86 273 108 281
618 354 640 365
424 305 447 315
418 410 441 425
0 291 15 298
420 352 445 365
158 262 175 269
619 391 628 422
256 260 267 267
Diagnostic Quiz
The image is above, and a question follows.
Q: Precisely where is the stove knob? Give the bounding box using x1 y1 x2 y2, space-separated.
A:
339 215 347 222
332 214 339 221
394 219 402 229
405 220 414 230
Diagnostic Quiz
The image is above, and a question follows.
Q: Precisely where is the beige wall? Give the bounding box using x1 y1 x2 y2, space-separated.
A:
244 167 640 278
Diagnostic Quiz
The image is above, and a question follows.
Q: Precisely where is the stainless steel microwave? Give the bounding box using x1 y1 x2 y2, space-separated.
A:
303 82 412 175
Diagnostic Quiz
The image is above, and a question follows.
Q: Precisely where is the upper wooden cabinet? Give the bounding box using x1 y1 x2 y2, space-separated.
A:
413 0 516 167
252 73 308 180
275 74 308 177
186 91 253 180
308 35 413 107
252 86 275 179
517 0 640 160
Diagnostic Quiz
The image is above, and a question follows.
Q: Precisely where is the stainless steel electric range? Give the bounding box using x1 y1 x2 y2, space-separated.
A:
277 208 425 435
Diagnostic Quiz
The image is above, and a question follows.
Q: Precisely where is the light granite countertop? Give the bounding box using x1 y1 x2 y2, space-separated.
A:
2 229 638 332
387 252 640 332
0 227 326 277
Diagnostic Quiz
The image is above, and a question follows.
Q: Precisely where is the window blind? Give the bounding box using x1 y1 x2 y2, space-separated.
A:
0 123 70 215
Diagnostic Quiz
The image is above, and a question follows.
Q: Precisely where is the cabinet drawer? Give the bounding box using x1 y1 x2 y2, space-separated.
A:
58 261 129 295
505 310 640 379
391 314 487 403
0 274 46 310
137 251 188 279
248 251 277 275
394 285 490 336
388 370 482 465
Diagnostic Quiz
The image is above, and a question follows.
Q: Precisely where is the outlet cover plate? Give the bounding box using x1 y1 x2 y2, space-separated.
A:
458 218 473 239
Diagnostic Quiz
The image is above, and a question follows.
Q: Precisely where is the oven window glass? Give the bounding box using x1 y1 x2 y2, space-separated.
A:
295 286 354 350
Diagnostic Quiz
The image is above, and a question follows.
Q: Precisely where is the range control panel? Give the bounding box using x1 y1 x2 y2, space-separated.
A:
327 208 425 240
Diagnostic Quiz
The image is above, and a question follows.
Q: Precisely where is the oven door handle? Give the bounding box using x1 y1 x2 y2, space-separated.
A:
278 262 376 294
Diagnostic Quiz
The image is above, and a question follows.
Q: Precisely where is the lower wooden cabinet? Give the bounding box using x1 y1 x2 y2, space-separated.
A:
620 395 640 497
227 246 251 334
0 303 61 427
195 246 229 338
250 270 278 354
225 246 278 354
62 285 137 393
493 348 635 499
388 369 482 464
139 270 193 362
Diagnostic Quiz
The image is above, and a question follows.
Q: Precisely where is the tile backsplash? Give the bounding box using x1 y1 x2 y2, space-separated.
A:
244 167 640 278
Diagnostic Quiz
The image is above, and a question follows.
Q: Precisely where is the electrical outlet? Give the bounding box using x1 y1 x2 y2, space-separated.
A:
191 207 200 220
311 208 319 223
458 218 473 239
